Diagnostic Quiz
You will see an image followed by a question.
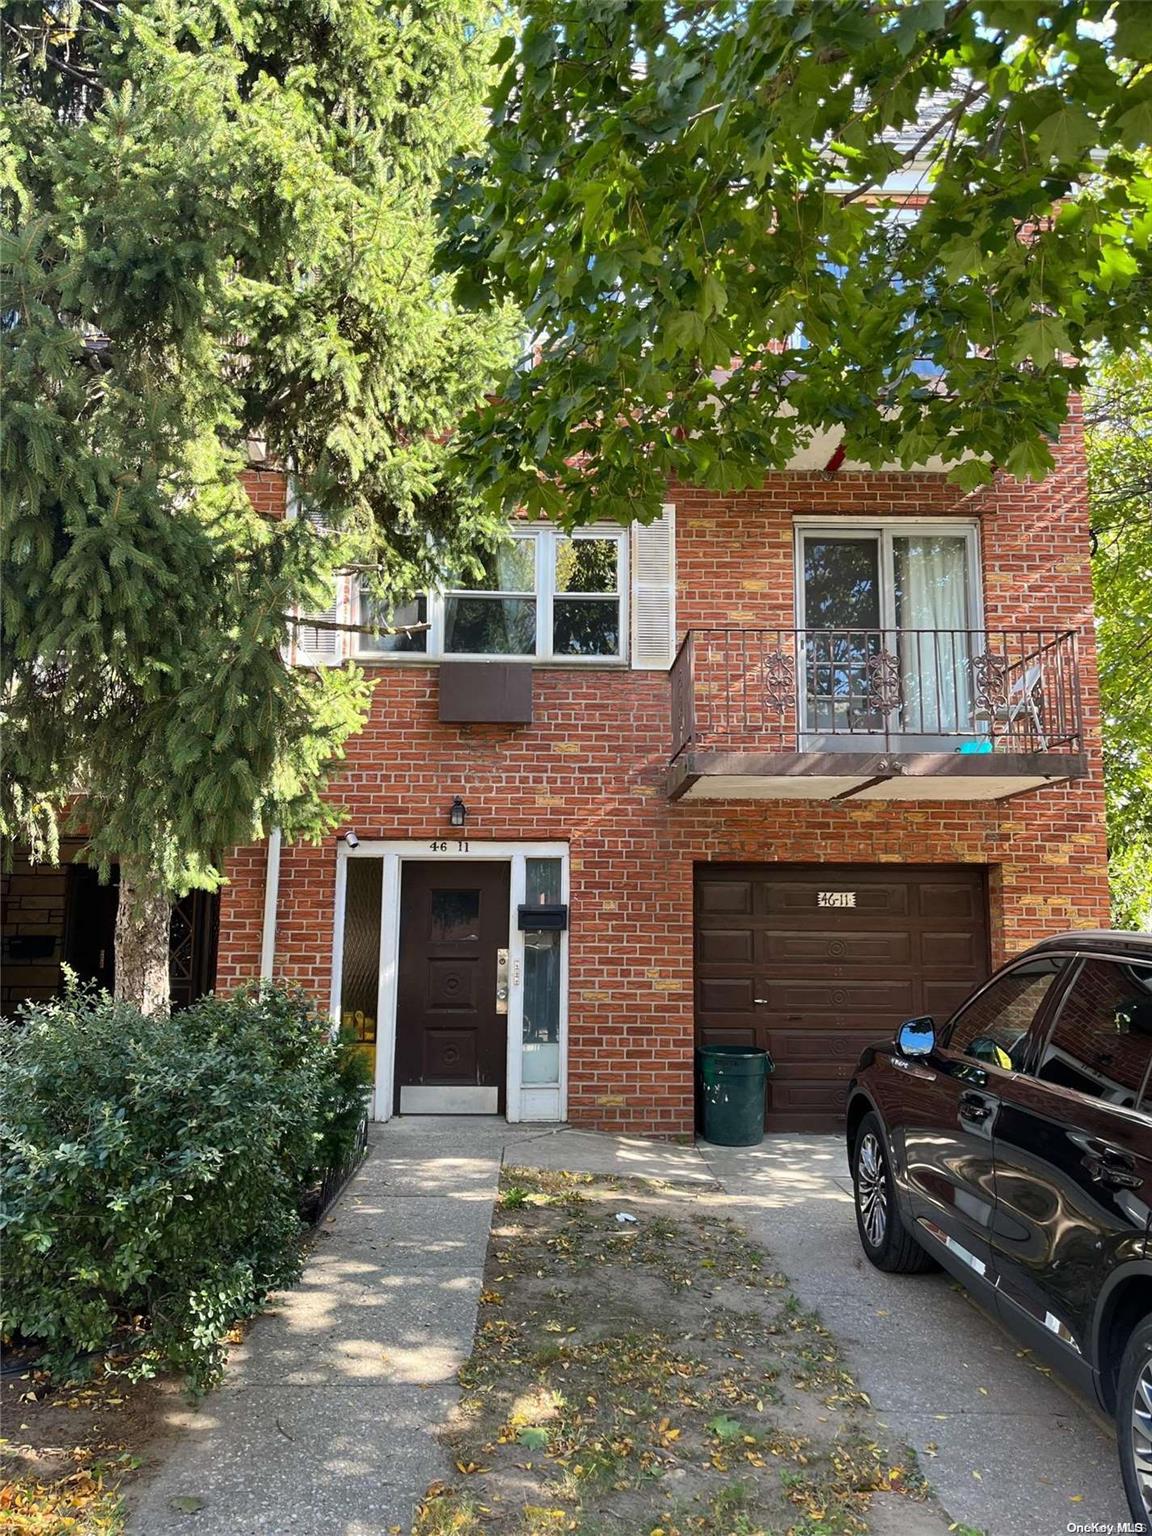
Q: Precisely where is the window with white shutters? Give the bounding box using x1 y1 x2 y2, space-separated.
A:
292 573 350 667
630 504 677 670
285 486 350 667
290 577 350 666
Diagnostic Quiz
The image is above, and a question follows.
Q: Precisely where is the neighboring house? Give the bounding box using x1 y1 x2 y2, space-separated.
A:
208 407 1108 1137
0 847 218 1017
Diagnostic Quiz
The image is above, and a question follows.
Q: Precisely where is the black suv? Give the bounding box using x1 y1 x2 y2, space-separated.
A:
845 930 1152 1526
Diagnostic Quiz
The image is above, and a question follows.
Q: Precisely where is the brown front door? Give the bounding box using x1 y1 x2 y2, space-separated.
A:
395 861 511 1114
695 864 989 1132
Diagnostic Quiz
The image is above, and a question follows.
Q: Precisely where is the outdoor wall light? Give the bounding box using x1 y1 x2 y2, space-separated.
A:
341 829 360 849
449 796 468 829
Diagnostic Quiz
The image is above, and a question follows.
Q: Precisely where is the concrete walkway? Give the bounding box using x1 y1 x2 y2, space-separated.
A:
130 1123 1127 1536
130 1121 509 1535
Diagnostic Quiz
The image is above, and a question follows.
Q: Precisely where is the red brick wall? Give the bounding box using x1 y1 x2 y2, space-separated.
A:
242 467 288 519
216 414 1108 1135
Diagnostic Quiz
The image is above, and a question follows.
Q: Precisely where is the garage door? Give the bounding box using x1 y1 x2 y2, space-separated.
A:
694 865 989 1132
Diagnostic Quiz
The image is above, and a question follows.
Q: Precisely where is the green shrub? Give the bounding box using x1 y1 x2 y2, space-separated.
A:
316 1031 374 1173
0 982 369 1389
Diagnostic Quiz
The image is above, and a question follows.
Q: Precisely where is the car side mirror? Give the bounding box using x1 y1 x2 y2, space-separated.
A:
896 1016 936 1058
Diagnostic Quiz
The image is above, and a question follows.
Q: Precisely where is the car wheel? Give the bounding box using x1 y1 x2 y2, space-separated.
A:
1117 1316 1152 1533
852 1112 935 1274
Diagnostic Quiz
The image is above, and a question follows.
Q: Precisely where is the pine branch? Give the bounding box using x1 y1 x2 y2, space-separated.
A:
280 614 430 637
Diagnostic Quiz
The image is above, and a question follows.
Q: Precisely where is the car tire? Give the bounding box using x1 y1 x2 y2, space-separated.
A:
1117 1315 1152 1533
852 1112 935 1274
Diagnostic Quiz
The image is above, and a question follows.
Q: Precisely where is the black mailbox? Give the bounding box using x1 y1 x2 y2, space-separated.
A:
517 903 568 932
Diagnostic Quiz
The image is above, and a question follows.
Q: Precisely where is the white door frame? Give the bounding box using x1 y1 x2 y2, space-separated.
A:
331 839 569 1123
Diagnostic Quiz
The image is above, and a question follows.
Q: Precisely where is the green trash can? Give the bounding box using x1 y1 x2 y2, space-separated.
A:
696 1044 773 1147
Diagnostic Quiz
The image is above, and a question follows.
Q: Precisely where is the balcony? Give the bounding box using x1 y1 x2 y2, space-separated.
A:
668 628 1087 802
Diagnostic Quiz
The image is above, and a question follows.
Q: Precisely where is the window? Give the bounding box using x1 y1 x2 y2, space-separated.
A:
946 957 1066 1071
552 536 622 657
522 858 563 1087
357 526 628 663
429 890 481 942
1035 960 1152 1108
797 522 981 738
444 536 537 656
787 210 945 379
360 595 428 655
339 859 382 1079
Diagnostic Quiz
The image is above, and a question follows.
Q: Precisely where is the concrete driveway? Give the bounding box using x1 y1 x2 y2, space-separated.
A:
701 1133 1128 1536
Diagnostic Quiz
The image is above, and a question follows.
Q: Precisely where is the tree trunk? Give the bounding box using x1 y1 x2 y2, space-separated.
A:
114 865 172 1017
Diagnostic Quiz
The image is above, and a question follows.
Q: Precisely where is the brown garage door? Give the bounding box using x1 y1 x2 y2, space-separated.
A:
694 865 989 1132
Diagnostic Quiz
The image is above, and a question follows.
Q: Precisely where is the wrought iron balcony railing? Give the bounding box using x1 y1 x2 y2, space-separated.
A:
670 628 1083 761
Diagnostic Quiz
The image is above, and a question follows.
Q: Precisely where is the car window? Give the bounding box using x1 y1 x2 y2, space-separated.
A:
945 957 1067 1071
1035 959 1152 1109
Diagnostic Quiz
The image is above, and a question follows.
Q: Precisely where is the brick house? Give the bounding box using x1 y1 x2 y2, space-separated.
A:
0 411 1108 1137
206 406 1106 1138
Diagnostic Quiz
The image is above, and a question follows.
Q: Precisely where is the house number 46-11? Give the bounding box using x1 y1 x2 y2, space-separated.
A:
428 840 470 853
818 891 856 908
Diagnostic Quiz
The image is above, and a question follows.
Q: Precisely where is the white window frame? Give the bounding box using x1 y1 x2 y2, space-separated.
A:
331 839 569 1124
793 518 984 635
354 524 630 665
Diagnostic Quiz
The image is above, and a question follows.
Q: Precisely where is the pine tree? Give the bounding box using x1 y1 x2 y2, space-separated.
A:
1 0 515 1011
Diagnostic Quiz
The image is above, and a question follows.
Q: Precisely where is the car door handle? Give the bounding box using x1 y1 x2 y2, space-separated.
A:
958 1091 993 1124
1086 1148 1143 1190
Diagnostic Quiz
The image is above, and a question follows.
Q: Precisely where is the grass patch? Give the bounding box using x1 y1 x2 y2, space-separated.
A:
413 1485 486 1536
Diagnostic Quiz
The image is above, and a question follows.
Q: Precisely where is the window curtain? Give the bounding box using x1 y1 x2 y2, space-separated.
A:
893 536 972 734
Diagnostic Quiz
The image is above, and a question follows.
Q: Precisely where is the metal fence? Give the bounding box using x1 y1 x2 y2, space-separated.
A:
670 628 1082 759
301 1110 370 1226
